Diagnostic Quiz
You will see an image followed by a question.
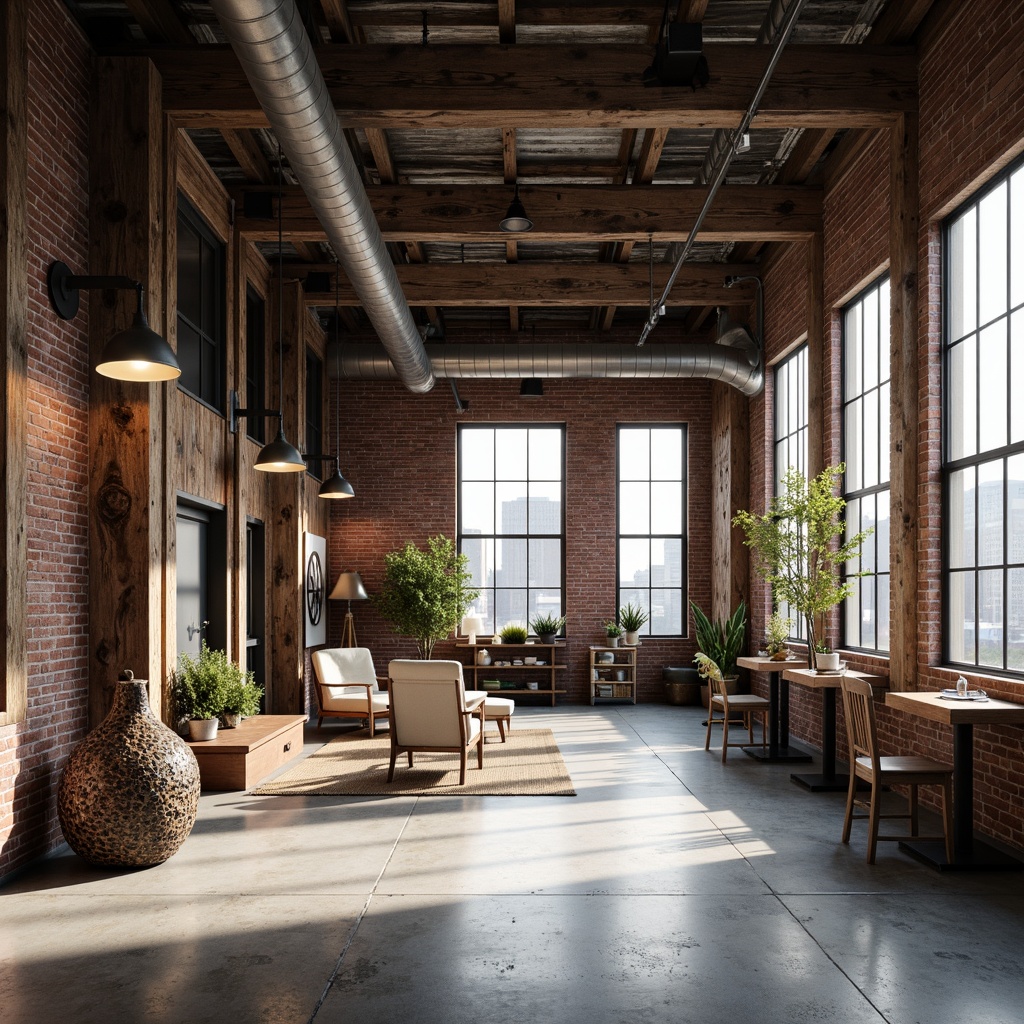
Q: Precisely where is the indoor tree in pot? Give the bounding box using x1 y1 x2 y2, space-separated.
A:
732 464 871 671
618 602 649 645
376 534 479 659
690 601 747 705
174 642 236 741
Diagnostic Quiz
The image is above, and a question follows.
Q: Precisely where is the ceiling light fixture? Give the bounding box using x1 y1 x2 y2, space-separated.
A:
46 262 181 382
315 267 356 498
499 182 533 232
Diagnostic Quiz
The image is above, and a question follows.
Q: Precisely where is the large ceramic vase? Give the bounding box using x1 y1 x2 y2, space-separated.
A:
58 671 201 868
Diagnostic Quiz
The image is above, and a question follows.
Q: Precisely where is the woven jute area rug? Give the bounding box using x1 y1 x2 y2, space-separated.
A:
252 728 575 796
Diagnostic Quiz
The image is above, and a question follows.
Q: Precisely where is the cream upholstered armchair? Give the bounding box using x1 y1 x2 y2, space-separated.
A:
387 660 486 785
311 648 389 735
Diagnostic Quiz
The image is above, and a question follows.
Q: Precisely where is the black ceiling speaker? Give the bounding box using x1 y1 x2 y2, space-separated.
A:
643 22 709 89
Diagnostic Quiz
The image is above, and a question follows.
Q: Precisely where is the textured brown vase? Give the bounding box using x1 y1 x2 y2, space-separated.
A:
58 672 201 868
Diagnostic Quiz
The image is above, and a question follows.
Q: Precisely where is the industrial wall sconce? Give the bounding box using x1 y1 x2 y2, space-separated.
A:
303 453 355 499
499 182 533 232
46 261 180 382
229 390 306 472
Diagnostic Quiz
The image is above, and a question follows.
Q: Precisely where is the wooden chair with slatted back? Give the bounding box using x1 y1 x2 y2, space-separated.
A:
698 653 769 763
840 675 954 864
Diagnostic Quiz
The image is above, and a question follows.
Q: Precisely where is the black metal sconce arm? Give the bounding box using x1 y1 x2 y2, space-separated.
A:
228 389 284 435
47 261 143 320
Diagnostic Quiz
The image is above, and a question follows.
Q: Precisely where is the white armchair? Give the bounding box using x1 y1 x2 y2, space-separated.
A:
311 648 389 735
387 660 485 785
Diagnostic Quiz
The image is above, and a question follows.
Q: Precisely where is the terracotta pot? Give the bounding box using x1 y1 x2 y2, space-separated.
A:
57 671 201 868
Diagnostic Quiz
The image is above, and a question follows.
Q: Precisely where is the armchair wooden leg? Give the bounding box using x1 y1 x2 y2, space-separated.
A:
459 749 467 785
496 718 506 742
407 751 414 768
387 748 397 782
477 735 484 769
368 713 375 738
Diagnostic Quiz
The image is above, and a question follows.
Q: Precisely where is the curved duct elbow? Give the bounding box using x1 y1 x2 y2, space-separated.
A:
210 0 434 394
333 343 764 397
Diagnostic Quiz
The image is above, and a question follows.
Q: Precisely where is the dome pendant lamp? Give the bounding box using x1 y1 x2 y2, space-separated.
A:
256 146 305 474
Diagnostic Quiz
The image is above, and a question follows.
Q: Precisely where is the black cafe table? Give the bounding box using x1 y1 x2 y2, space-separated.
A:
886 690 1024 871
782 666 887 791
735 655 812 764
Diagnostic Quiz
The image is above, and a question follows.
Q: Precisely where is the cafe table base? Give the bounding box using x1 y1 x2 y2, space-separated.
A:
899 837 1023 872
790 770 851 792
744 744 813 764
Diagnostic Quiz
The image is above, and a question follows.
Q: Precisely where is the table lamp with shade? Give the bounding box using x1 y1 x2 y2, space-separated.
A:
461 614 485 646
329 571 368 647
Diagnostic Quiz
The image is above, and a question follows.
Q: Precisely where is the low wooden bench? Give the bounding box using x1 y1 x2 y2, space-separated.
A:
186 714 306 790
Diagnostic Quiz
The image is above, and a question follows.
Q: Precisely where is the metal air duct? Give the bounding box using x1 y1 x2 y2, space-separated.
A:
210 0 434 393
332 343 764 397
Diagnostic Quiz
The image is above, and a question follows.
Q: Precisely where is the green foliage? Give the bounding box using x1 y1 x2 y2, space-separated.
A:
618 602 649 632
500 623 529 644
732 464 871 666
604 620 623 638
375 535 480 659
690 601 747 678
223 676 263 717
765 611 792 655
174 643 238 721
814 639 831 654
693 651 724 682
529 613 565 637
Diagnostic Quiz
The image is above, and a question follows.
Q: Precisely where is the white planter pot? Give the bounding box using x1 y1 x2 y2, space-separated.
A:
606 636 619 648
815 652 840 671
188 718 219 742
624 631 639 646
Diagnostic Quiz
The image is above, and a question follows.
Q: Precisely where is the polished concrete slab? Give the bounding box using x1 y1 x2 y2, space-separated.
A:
2 704 1021 1023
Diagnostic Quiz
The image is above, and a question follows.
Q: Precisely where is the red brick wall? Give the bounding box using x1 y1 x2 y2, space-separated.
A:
0 0 91 878
326 377 712 702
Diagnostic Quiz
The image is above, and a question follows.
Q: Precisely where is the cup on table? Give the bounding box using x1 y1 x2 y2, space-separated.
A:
956 676 969 696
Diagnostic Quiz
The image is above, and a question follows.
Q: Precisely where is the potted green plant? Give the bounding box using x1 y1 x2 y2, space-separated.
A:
376 534 480 659
618 602 649 645
764 610 792 660
499 623 529 644
813 639 840 672
690 601 747 683
221 675 264 728
604 620 623 647
733 464 871 670
174 642 235 741
529 612 565 645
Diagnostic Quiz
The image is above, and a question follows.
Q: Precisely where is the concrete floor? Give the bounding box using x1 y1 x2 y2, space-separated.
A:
2 704 1022 1024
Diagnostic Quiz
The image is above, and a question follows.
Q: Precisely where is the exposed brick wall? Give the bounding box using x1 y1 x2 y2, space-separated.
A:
326 377 713 703
0 0 91 879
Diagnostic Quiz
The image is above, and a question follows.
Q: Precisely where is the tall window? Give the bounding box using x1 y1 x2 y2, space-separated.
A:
176 193 225 411
842 277 891 652
245 287 266 444
305 349 324 479
774 345 808 637
458 425 564 636
944 157 1024 673
617 425 687 637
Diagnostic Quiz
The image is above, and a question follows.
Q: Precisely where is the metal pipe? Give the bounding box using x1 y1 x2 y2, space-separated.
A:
639 0 808 346
332 342 764 397
210 0 435 393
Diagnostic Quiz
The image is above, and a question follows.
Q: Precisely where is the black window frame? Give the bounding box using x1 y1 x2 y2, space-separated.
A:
616 423 688 639
942 152 1024 675
176 192 226 413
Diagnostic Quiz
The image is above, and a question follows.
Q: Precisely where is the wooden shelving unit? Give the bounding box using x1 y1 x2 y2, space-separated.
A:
589 646 638 704
456 642 566 706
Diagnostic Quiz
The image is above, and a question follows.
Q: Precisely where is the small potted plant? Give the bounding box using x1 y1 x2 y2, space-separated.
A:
499 623 528 645
604 620 623 647
220 674 264 728
765 611 792 661
529 612 566 645
174 642 235 741
618 602 649 645
690 601 747 707
814 639 840 672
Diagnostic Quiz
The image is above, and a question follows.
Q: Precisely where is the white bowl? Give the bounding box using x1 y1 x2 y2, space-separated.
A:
524 657 537 665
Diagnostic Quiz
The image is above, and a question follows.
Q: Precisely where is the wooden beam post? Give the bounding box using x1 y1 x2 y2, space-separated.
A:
806 233 825 480
0 0 28 727
267 279 306 715
888 111 919 692
711 382 750 623
88 57 167 723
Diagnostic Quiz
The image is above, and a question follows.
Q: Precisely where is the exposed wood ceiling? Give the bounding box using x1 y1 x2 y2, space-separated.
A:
67 0 937 341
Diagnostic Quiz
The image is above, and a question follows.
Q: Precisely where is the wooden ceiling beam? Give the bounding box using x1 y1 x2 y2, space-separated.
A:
155 44 917 130
298 262 756 307
233 183 822 242
346 1 666 28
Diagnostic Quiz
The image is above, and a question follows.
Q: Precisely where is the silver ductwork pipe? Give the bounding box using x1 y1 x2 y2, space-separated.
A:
333 344 764 397
210 0 435 393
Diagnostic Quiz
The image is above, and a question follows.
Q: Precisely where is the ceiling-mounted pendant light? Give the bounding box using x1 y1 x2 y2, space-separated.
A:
314 264 355 499
46 262 181 382
499 182 533 232
256 146 305 474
